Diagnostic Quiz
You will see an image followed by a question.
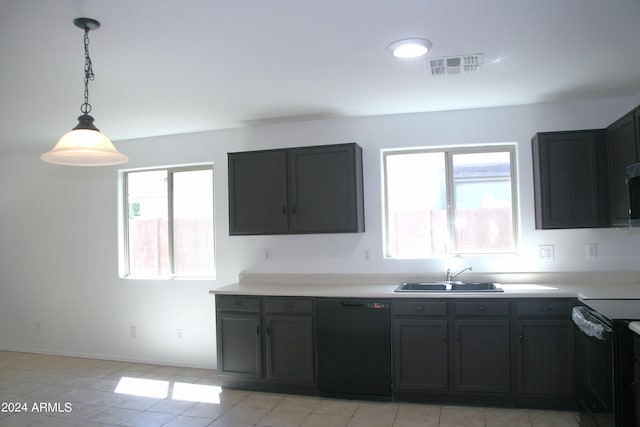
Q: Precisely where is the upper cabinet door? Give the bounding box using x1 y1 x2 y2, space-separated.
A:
288 144 365 233
607 112 637 226
532 130 609 229
228 150 288 235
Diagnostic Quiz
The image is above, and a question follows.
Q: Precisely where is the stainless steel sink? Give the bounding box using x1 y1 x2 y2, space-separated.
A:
395 282 447 291
394 281 503 293
450 282 502 291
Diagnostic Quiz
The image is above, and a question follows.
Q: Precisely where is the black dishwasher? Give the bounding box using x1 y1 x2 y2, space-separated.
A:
316 298 391 399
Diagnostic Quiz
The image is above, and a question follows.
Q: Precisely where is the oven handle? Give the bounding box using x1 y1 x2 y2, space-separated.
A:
572 306 613 340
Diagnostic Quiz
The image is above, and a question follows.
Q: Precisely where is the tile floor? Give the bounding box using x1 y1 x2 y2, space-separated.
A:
0 351 579 426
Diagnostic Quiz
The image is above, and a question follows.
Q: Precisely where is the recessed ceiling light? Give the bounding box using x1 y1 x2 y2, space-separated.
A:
388 38 433 59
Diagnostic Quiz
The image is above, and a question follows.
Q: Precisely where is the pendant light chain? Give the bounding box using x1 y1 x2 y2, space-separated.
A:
81 27 95 115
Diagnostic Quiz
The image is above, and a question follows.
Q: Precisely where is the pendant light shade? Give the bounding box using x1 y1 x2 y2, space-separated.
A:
41 17 128 166
41 114 128 166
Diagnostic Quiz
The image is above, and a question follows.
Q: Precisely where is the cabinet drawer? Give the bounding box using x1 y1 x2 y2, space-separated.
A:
264 297 312 314
392 300 447 316
454 300 509 316
216 295 260 312
516 299 573 317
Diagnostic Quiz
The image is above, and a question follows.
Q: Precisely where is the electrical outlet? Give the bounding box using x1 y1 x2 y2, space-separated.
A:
538 244 554 260
264 248 272 261
586 243 598 259
363 248 371 262
177 329 184 340
130 325 137 338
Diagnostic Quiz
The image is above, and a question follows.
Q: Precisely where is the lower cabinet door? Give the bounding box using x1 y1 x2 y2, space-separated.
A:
516 320 574 395
454 319 510 393
393 319 448 392
216 312 262 379
265 315 314 383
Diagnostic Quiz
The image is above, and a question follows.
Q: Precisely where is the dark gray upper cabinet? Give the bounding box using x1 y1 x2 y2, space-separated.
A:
532 130 610 229
228 150 289 234
228 143 365 235
607 111 638 226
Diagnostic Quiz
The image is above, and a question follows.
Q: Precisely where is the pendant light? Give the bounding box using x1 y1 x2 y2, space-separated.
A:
41 17 128 166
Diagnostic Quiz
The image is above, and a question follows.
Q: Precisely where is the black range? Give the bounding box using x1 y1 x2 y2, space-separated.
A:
574 299 640 427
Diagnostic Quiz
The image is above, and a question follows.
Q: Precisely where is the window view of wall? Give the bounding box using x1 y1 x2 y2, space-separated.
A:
124 166 215 278
384 147 516 258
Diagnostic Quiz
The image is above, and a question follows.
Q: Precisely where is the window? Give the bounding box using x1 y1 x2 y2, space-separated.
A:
122 165 215 278
383 146 517 258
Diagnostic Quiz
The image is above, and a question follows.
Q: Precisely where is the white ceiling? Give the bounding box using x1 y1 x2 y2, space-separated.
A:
2 0 640 154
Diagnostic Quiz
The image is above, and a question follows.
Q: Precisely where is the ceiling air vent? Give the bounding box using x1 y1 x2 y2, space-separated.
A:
430 54 483 76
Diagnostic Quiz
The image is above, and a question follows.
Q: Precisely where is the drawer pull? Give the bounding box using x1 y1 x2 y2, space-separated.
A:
414 306 425 311
541 306 553 311
286 303 294 310
476 306 487 311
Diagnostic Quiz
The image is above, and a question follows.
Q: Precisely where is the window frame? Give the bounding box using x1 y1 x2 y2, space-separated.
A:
382 144 518 258
119 164 216 280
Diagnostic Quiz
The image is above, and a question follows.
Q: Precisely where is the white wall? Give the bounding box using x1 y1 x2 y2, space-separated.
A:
1 96 638 368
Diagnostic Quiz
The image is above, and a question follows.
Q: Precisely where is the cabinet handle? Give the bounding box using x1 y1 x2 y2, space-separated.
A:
292 204 296 214
443 333 448 343
519 334 523 344
476 306 487 311
414 306 425 311
286 303 294 310
256 326 260 336
282 205 287 215
266 326 270 336
541 306 553 311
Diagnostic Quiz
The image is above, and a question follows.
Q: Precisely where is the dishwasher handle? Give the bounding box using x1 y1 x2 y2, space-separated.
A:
339 301 365 308
572 306 612 340
338 301 389 310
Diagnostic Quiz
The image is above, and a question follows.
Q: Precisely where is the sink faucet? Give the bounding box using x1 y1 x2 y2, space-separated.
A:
446 266 472 282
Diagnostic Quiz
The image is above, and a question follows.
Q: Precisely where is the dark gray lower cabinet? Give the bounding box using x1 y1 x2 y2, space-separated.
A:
454 319 510 393
394 319 449 392
393 299 511 402
516 320 574 395
216 294 576 409
514 299 576 408
216 298 262 379
217 313 261 379
264 314 314 383
392 300 449 393
634 335 640 424
216 295 314 389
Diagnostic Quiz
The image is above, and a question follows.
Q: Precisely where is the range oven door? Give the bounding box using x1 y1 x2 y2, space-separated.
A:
573 306 614 427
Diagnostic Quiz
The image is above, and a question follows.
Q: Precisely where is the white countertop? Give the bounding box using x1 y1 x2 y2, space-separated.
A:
630 322 640 335
210 272 640 300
